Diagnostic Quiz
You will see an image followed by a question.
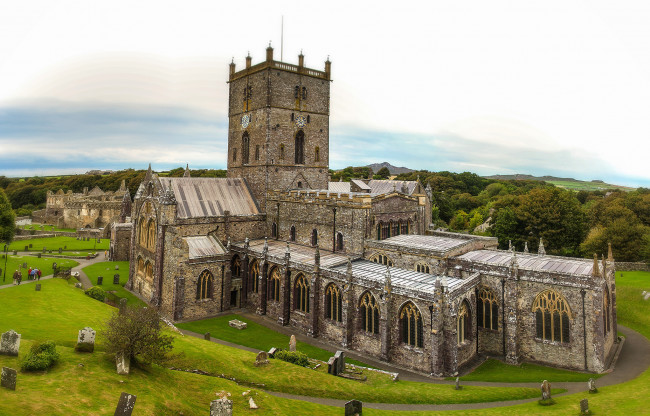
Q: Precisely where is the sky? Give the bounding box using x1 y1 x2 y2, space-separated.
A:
1 0 649 187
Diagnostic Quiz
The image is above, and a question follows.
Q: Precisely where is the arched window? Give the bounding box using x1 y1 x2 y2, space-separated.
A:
400 302 423 348
147 219 156 250
371 254 393 267
137 257 144 276
533 290 571 343
457 300 471 344
336 232 344 251
415 263 430 274
231 256 241 278
478 288 499 330
269 267 281 302
242 132 250 164
145 262 153 283
315 146 320 162
139 219 147 246
603 286 611 334
404 221 410 234
325 284 342 322
290 226 296 242
391 221 399 237
280 144 285 160
294 274 310 313
196 270 214 300
271 222 278 239
295 130 305 164
381 222 390 240
377 223 381 240
311 229 318 246
359 292 380 334
249 260 259 293
255 145 260 161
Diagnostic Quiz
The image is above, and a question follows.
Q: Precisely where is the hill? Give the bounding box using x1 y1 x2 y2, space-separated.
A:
366 162 413 175
484 174 635 191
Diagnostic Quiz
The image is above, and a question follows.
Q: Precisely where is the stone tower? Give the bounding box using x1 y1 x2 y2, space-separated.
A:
227 45 332 209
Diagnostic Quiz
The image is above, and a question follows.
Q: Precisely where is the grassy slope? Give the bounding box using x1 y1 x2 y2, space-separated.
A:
8 236 110 253
458 358 603 383
82 261 146 307
0 254 78 280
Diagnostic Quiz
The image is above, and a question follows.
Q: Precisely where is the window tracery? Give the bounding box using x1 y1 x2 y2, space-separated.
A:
457 300 470 344
325 284 342 322
359 292 379 334
294 274 310 313
196 270 214 300
400 302 423 347
478 288 499 330
532 290 571 343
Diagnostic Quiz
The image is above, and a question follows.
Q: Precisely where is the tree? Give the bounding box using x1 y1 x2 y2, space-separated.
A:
376 167 391 179
491 207 519 250
104 306 174 366
0 188 15 244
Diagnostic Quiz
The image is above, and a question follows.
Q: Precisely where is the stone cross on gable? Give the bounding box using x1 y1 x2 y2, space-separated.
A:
592 254 600 277
524 241 529 253
538 238 546 256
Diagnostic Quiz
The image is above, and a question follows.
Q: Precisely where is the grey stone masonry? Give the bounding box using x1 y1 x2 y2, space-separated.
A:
0 330 21 356
114 392 136 416
35 284 41 291
118 298 127 314
328 356 339 376
334 350 345 374
228 319 247 330
345 399 362 416
580 398 589 414
255 351 269 366
97 276 103 285
114 274 120 285
210 398 233 416
116 353 130 375
1 367 17 390
289 334 297 352
268 347 278 358
76 327 96 352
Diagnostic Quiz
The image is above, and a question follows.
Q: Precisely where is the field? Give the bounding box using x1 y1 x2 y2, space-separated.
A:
0 254 78 281
545 180 633 192
8 236 110 253
82 261 146 307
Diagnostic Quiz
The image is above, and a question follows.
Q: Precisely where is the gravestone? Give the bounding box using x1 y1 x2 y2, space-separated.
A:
210 397 233 416
255 351 269 366
204 332 211 340
76 327 96 352
119 298 127 314
64 245 67 249
580 398 589 414
541 380 551 400
268 347 278 358
37 253 41 258
114 274 120 285
115 265 119 270
116 352 131 375
59 248 62 254
97 276 103 285
0 330 21 356
53 262 57 270
42 247 46 253
455 377 461 390
289 334 297 352
114 392 136 416
13 251 17 255
22 262 27 268
345 399 363 416
644 293 650 301
35 284 41 291
1 367 16 391
75 283 82 289
228 319 247 330
588 378 597 393
335 350 345 374
29 244 32 248
24 246 28 251
328 356 339 376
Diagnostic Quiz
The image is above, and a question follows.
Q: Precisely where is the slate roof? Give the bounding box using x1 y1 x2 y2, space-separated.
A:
372 234 497 257
457 250 595 277
160 177 259 218
351 179 371 191
184 235 225 259
244 239 349 268
327 180 418 196
328 182 350 193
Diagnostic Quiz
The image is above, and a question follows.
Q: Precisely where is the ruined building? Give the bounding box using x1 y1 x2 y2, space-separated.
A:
118 46 618 377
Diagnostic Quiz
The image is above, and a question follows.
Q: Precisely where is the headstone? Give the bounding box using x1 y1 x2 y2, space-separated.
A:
42 247 46 253
59 248 62 254
228 319 247 330
116 353 131 375
1 367 17 391
22 262 27 268
37 253 41 258
114 274 120 285
588 378 597 393
268 347 278 358
75 283 82 289
580 398 589 414
119 298 127 314
335 350 345 374
76 327 96 352
248 397 258 409
209 397 233 416
455 376 462 390
0 330 21 356
204 332 211 340
115 265 119 270
24 246 28 251
35 284 41 291
644 293 650 301
53 262 57 270
541 380 551 400
289 334 297 352
114 392 136 416
97 276 103 285
327 356 339 376
29 244 32 248
344 399 363 416
13 251 17 255
64 245 67 249
255 351 269 366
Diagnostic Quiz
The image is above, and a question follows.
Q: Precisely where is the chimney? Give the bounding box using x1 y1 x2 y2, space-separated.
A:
229 58 236 78
324 56 331 80
245 52 252 69
266 43 274 62
298 51 304 67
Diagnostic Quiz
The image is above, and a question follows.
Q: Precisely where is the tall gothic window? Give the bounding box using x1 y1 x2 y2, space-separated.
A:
478 288 499 330
457 300 471 344
315 146 320 162
147 219 156 250
290 226 296 242
145 262 153 283
231 256 241 278
371 254 393 267
249 260 259 293
360 292 379 334
280 144 285 160
391 221 399 237
255 145 260 161
196 270 214 300
271 222 278 239
533 290 571 343
325 284 342 322
415 263 430 273
269 267 281 302
311 229 318 246
294 274 310 313
336 232 344 251
137 257 144 276
295 130 305 164
242 132 250 164
400 302 423 348
603 286 611 334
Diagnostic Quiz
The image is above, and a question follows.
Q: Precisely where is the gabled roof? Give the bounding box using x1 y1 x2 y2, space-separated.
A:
328 182 350 193
457 250 595 277
88 186 104 196
160 177 259 218
184 235 225 259
367 180 418 196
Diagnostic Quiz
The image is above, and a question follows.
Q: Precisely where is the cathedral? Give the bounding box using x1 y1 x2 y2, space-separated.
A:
113 45 619 377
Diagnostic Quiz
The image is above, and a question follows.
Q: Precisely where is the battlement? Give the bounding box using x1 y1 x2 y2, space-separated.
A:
229 46 331 82
268 189 372 206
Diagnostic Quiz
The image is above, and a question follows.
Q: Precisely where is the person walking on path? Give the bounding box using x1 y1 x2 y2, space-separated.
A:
12 270 20 285
37 269 41 281
27 267 32 281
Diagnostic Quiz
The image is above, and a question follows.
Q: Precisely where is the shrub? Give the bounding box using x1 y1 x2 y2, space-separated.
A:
275 350 310 367
85 286 106 301
21 341 60 372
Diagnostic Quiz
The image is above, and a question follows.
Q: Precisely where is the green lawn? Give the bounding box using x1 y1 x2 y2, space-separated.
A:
176 314 371 367
8 236 109 253
457 358 603 383
0 254 78 281
82 261 145 307
20 223 76 232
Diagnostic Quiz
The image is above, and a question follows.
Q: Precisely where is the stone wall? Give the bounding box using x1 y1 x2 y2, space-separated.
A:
110 223 132 261
616 262 650 272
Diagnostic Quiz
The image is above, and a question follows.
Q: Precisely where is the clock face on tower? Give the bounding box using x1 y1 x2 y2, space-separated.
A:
295 115 306 128
241 114 251 128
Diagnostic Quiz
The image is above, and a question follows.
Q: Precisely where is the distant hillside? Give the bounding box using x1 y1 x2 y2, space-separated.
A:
366 162 413 175
484 174 634 191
